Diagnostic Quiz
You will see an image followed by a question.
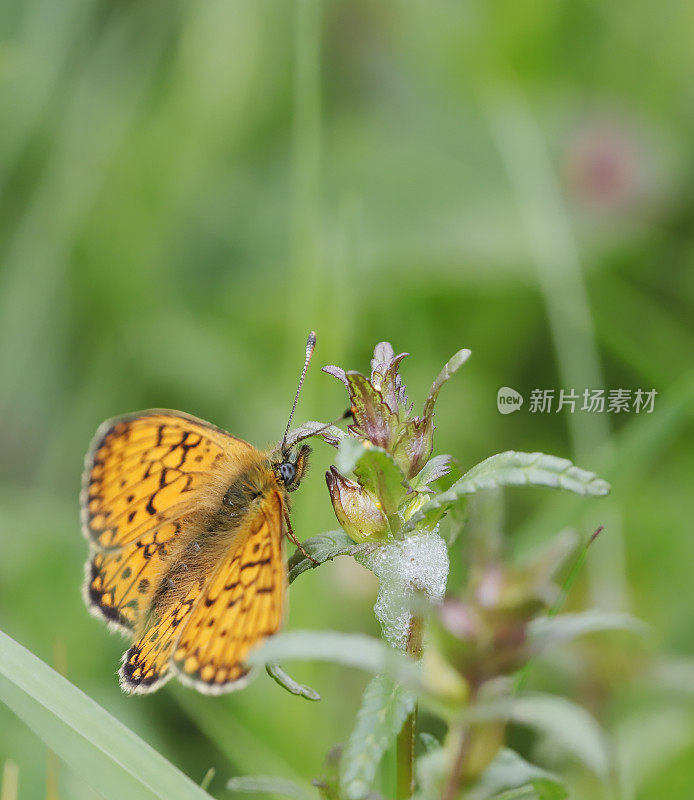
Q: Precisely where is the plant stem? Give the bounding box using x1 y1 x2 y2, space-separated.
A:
396 615 423 799
440 726 470 800
396 706 417 799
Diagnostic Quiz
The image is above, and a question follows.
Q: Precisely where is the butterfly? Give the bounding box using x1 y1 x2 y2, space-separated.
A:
80 333 322 694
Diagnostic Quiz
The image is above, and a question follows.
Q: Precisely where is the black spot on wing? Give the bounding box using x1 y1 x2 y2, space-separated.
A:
87 559 132 630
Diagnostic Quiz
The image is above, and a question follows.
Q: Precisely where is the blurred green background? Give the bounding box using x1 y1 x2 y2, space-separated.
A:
1 0 693 797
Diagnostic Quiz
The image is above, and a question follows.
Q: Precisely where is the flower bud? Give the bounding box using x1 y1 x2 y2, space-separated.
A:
323 343 470 481
325 466 389 543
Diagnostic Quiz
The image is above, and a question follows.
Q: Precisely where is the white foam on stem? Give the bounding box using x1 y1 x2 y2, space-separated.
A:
357 530 449 650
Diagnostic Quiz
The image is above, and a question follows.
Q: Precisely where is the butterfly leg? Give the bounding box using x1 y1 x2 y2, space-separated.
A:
284 513 319 566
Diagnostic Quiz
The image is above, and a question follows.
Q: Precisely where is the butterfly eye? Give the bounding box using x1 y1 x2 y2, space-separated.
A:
278 461 296 485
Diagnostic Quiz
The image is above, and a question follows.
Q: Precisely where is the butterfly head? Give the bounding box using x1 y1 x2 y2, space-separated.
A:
272 443 311 492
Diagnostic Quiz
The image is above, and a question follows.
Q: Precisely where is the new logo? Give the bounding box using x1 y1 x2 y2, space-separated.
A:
497 387 523 414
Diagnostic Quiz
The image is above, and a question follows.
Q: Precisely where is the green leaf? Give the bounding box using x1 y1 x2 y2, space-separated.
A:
335 438 407 518
339 675 415 800
528 610 649 653
467 748 567 800
423 348 472 419
404 451 610 533
287 530 366 584
247 631 421 689
459 451 611 495
0 629 212 800
509 694 610 778
409 454 453 490
226 776 311 800
334 436 377 475
265 663 321 701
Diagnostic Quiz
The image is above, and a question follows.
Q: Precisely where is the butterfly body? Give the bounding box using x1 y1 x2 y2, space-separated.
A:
81 409 310 694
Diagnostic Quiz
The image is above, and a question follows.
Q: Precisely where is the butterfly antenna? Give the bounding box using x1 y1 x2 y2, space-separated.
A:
281 331 317 453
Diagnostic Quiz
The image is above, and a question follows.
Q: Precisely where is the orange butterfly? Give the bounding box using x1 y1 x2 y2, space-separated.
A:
80 333 320 694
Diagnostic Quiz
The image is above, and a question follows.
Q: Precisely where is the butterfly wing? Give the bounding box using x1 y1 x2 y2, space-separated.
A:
172 488 287 693
119 487 287 694
81 410 249 548
119 577 206 693
85 520 182 632
81 410 255 632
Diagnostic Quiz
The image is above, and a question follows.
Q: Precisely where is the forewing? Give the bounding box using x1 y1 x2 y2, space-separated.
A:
81 409 252 549
81 410 255 632
171 490 287 693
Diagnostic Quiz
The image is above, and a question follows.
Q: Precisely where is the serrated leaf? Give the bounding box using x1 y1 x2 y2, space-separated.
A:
335 438 408 517
404 451 610 533
265 663 320 702
286 421 346 449
287 530 366 584
0 629 212 800
226 776 310 800
467 748 567 800
528 611 649 653
409 454 454 490
247 631 421 689
461 452 611 495
339 675 415 800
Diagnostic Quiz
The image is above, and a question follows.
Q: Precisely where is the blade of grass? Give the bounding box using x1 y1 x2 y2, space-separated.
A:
0 630 212 800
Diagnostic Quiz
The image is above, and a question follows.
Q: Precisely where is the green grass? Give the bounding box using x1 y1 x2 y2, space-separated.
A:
0 631 212 800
